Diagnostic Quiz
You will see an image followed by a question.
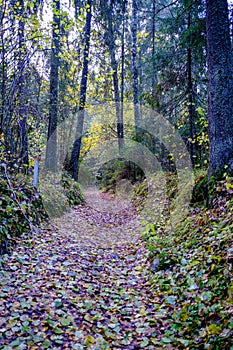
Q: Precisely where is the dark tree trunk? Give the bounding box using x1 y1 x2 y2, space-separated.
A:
132 0 140 133
45 0 60 171
74 0 80 18
0 2 12 159
0 11 6 133
106 2 124 151
206 0 233 177
71 0 92 181
187 11 194 166
151 0 157 91
18 0 29 169
120 1 126 146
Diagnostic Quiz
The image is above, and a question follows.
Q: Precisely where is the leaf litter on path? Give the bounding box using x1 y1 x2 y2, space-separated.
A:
0 194 167 349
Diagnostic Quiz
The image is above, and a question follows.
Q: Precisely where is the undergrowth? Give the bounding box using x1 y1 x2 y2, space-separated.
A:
0 172 48 255
142 176 233 349
0 170 84 255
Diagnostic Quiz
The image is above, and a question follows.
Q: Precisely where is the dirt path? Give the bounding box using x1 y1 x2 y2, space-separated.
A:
0 194 166 349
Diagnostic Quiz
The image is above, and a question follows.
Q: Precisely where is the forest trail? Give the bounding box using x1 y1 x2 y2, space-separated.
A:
0 192 167 349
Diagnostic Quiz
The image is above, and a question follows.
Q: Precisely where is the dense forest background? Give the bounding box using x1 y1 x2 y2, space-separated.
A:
1 0 232 178
1 1 233 349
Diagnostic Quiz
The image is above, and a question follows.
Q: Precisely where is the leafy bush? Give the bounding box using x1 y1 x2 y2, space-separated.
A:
97 158 145 193
0 169 84 254
131 172 178 217
131 180 148 209
38 172 84 218
61 173 84 206
0 172 48 254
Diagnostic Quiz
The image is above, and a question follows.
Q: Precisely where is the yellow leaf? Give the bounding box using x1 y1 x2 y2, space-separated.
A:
211 264 215 272
226 183 233 191
139 306 147 316
85 334 95 345
207 324 222 335
180 313 189 321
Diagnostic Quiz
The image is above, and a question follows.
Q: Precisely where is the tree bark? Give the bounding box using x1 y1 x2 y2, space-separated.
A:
106 1 124 151
132 0 140 134
71 0 92 181
187 10 194 166
206 0 233 177
151 0 157 91
18 0 29 169
0 4 6 134
45 0 60 171
120 1 126 147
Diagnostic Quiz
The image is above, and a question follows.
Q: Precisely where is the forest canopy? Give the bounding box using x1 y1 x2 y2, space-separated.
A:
0 0 233 217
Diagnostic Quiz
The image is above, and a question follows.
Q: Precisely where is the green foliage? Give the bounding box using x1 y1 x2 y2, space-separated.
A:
0 172 48 255
39 172 84 218
143 178 233 348
0 169 84 254
191 173 211 206
61 173 84 206
98 159 144 193
131 172 178 218
39 179 69 218
131 181 148 209
191 172 233 207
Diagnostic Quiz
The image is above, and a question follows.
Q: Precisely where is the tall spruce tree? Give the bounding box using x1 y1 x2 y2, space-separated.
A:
206 0 233 177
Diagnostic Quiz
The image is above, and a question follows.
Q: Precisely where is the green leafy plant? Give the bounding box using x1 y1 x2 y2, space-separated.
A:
0 170 48 254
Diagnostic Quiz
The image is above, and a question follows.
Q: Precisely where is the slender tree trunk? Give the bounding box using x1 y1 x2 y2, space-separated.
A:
45 0 60 171
132 0 140 134
18 0 29 169
71 0 92 181
0 7 6 132
187 11 194 166
230 5 233 46
74 0 80 18
206 0 233 177
106 3 124 151
1 7 16 161
138 44 143 113
120 2 126 147
151 0 157 91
